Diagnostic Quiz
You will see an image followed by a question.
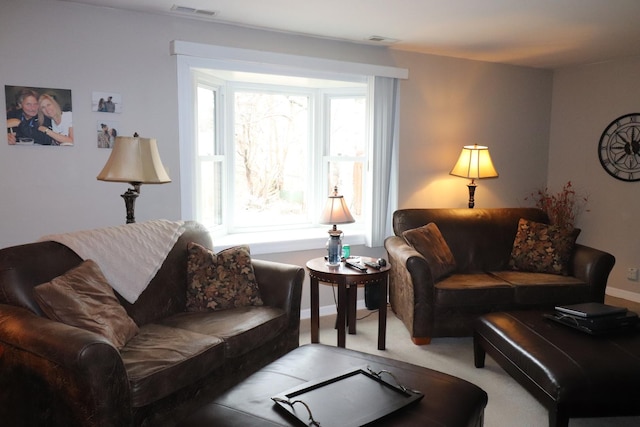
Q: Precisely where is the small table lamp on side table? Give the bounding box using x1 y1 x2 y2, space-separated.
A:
306 256 391 350
319 186 355 266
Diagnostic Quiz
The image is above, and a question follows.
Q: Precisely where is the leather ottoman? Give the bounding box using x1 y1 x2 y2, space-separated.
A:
178 344 487 427
474 311 640 427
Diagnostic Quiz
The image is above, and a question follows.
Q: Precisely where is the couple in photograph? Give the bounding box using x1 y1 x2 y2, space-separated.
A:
97 123 117 148
97 96 116 113
6 87 74 146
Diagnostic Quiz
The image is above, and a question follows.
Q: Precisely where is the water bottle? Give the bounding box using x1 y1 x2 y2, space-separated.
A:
326 233 342 266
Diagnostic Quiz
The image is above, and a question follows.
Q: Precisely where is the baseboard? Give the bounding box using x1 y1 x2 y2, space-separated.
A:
300 299 367 320
606 287 640 303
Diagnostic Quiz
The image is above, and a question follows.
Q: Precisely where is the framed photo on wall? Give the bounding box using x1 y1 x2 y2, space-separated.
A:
5 85 74 146
92 91 122 113
97 120 120 148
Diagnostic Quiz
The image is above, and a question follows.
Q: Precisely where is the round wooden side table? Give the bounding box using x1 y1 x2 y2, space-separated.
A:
306 256 391 350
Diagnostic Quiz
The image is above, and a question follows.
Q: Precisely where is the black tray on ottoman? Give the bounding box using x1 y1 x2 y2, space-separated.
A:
178 344 487 427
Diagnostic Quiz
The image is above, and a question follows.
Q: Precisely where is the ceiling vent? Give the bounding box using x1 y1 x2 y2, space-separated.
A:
171 5 217 17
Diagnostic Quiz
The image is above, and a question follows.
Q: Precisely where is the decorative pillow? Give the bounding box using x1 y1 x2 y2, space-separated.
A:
186 242 263 312
33 260 139 349
509 218 580 275
402 222 457 282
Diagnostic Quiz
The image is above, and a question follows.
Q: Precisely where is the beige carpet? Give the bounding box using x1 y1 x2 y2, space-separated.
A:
299 306 640 427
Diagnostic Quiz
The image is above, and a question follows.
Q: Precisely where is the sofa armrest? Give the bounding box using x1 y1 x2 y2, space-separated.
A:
384 236 437 338
252 259 305 326
570 244 616 302
0 304 132 427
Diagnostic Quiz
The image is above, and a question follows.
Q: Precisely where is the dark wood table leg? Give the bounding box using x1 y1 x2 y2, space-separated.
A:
378 276 388 350
348 284 357 335
336 283 347 348
310 276 319 344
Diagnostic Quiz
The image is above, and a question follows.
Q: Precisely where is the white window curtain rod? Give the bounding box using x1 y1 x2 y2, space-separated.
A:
170 40 408 80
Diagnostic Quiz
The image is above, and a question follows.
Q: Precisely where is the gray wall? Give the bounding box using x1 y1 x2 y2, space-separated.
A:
548 57 640 300
6 1 630 316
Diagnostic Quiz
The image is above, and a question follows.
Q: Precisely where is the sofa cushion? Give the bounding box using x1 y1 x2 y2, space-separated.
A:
187 243 263 312
490 270 585 286
435 273 514 307
490 270 589 306
161 306 287 358
33 259 139 349
120 323 225 407
509 218 580 275
402 223 457 281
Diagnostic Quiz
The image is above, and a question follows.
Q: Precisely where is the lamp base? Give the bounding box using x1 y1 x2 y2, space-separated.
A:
121 183 141 224
467 180 477 209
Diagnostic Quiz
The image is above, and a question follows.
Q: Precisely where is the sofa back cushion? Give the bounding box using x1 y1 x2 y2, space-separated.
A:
0 221 213 327
393 208 549 272
0 241 83 316
117 221 213 326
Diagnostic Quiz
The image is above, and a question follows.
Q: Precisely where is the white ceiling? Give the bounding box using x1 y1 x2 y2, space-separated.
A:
60 0 640 69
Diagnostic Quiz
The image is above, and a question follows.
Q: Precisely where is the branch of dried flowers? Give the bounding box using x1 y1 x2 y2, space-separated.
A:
525 181 589 230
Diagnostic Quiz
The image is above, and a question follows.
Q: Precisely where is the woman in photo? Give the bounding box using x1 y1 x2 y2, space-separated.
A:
97 123 111 148
38 94 73 146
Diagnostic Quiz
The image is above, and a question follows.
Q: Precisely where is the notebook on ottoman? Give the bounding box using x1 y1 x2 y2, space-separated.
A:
545 303 638 335
555 302 628 318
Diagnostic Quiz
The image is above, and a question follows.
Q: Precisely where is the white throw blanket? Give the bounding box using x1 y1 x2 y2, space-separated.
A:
40 220 186 304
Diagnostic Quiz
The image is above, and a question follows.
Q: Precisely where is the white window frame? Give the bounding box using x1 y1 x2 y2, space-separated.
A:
173 41 407 254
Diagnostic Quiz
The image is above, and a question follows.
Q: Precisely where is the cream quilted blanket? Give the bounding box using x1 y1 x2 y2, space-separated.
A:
40 219 186 304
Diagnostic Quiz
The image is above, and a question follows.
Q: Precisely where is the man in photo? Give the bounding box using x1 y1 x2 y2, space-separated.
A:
6 88 53 145
105 96 115 113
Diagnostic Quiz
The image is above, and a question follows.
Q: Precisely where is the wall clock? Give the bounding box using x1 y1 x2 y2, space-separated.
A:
598 112 640 182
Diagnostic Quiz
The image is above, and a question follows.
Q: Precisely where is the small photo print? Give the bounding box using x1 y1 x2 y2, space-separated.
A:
92 91 122 113
97 120 119 148
6 85 74 146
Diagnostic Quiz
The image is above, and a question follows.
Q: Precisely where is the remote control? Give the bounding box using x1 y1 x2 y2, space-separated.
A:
363 261 382 270
345 260 367 272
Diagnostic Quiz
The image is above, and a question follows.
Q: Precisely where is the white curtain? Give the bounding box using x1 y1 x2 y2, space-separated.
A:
367 76 400 247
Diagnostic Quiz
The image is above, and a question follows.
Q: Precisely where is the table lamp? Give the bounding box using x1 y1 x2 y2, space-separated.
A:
319 186 355 266
97 133 171 223
450 144 498 208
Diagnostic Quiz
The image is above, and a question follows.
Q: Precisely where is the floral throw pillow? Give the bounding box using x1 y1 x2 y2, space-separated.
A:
186 242 263 312
509 218 580 275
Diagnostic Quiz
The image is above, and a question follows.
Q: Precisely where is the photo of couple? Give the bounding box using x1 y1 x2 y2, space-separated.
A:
92 91 122 114
97 121 118 148
5 85 74 146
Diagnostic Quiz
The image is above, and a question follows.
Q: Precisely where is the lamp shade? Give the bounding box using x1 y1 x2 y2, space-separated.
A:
97 136 171 184
319 186 355 226
450 144 498 179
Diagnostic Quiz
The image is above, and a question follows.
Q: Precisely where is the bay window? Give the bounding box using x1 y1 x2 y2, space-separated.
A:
173 41 406 253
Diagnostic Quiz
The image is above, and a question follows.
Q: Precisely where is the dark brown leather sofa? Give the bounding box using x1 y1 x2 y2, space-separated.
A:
384 208 615 344
0 221 305 427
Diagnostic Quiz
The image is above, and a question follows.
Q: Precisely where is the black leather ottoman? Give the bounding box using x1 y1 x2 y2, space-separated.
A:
178 344 487 427
474 311 640 427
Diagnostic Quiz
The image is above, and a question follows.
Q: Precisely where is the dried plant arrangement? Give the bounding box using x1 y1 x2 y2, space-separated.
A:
526 181 589 230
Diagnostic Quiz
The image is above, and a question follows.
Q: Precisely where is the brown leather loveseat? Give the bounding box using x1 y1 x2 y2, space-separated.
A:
0 221 305 427
384 208 615 344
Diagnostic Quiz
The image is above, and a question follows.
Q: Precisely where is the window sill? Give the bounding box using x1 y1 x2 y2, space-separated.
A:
212 227 366 255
